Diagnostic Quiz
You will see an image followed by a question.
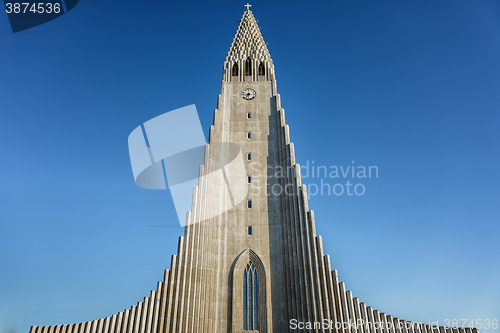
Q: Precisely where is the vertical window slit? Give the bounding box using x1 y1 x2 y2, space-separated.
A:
232 63 239 76
258 62 265 75
245 57 252 76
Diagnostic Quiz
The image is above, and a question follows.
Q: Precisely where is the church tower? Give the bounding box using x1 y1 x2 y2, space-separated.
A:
29 6 480 333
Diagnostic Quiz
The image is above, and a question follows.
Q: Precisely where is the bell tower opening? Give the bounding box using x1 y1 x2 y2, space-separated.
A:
232 62 239 76
245 57 252 76
258 62 265 76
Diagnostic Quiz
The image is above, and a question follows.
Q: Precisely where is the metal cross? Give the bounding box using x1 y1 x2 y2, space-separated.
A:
244 3 252 10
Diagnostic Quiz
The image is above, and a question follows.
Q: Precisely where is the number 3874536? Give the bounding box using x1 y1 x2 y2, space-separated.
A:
5 3 61 14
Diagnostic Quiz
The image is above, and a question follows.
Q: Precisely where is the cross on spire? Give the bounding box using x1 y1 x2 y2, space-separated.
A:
244 3 252 10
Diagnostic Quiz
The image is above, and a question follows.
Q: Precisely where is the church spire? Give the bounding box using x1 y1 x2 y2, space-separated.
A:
223 7 274 82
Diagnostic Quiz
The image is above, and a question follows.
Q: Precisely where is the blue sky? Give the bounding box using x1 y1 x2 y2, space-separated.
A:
1 0 499 332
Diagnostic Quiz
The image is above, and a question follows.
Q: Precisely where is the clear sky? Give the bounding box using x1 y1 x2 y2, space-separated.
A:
1 1 499 332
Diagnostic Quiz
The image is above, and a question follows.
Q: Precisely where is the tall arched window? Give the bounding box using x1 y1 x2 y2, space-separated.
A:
245 57 252 76
232 63 239 76
258 62 265 76
243 262 258 330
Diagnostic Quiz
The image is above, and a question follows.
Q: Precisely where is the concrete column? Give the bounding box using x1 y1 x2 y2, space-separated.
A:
406 321 415 333
114 314 123 333
412 323 421 333
83 322 91 333
97 319 104 333
133 302 142 333
158 270 171 333
151 283 161 333
121 310 130 333
323 257 339 333
400 320 408 333
281 141 295 322
345 291 357 333
290 165 303 322
77 322 85 333
180 233 194 333
378 313 387 333
307 212 323 330
103 318 110 333
323 255 338 332
145 292 155 333
108 315 116 333
353 298 364 333
127 306 136 333
392 319 400 333
373 310 381 333
90 320 99 333
339 282 351 333
385 315 395 333
414 323 423 333
139 298 148 333
316 237 331 333
420 324 428 333
163 259 176 332
360 303 370 333
76 324 83 333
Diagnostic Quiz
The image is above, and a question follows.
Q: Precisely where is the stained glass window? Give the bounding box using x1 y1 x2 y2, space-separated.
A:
243 262 258 330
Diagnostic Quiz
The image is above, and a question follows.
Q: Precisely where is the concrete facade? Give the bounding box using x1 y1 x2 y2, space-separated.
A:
29 9 480 333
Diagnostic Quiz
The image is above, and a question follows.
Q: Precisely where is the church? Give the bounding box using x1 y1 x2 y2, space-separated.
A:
29 6 480 333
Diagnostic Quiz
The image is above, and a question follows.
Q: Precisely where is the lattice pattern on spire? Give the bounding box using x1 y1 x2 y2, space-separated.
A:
225 10 272 63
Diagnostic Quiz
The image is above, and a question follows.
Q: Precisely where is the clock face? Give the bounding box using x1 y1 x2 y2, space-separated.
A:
241 88 256 100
